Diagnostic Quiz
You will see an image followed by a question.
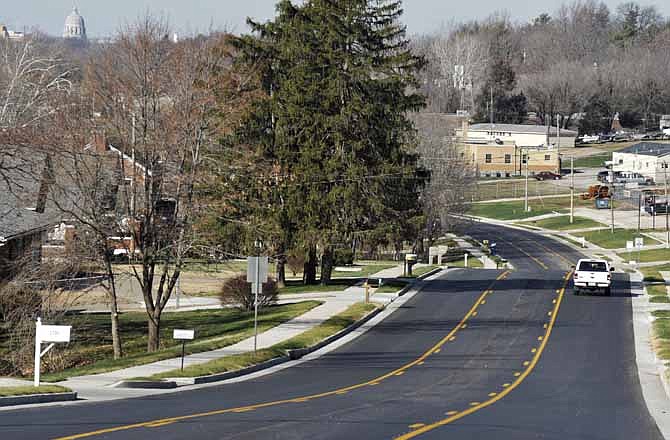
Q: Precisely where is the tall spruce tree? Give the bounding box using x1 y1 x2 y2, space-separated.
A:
233 0 426 285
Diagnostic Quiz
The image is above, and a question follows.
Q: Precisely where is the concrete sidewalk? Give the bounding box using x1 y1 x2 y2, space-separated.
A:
56 265 406 401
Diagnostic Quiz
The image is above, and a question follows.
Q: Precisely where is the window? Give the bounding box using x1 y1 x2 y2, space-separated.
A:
522 154 528 164
485 154 492 163
578 261 607 272
545 154 551 161
505 154 511 164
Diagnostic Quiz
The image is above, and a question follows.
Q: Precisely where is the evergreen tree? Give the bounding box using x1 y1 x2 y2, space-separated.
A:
232 0 427 285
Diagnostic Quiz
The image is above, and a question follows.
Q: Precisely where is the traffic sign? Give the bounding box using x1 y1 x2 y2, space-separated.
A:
635 237 644 248
626 241 634 250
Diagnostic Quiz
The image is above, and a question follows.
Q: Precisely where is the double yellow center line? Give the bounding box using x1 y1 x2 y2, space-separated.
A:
55 271 511 440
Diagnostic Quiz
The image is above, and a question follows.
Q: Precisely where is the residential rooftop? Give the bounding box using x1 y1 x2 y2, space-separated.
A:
468 123 578 137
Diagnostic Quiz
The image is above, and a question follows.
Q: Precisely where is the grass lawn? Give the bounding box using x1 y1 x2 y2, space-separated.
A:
375 280 410 294
151 302 379 379
651 310 670 359
619 248 670 263
29 301 321 382
332 263 398 278
448 257 484 268
521 216 604 231
640 264 670 283
650 296 670 303
469 196 590 221
573 153 611 169
407 265 441 278
475 180 570 201
0 385 72 397
646 284 667 296
573 229 660 249
279 280 356 295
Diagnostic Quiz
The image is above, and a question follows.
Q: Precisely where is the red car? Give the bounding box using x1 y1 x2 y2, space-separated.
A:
535 171 562 181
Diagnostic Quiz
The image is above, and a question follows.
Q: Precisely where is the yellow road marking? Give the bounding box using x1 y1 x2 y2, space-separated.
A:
449 336 456 341
446 411 459 416
434 349 441 353
531 348 537 353
488 392 497 397
502 383 510 388
513 372 521 377
469 402 480 406
538 336 544 341
481 300 486 304
54 273 510 440
461 324 468 329
499 239 548 270
394 270 573 440
395 372 405 376
409 423 425 429
523 361 530 366
145 421 176 428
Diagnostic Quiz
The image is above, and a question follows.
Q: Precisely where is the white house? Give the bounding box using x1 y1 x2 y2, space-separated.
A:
456 123 578 149
612 142 670 183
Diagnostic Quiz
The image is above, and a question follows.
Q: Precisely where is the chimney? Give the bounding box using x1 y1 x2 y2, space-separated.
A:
92 131 108 153
35 155 54 213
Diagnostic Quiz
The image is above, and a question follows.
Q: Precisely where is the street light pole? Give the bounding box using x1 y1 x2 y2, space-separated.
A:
610 169 615 233
570 155 574 224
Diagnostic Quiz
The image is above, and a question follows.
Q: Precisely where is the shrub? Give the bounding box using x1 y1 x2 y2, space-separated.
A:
220 274 278 311
287 252 306 276
334 248 354 266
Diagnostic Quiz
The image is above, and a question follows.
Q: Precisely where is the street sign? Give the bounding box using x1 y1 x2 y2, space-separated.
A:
626 241 634 250
37 325 71 343
247 256 269 284
635 237 644 248
173 329 195 340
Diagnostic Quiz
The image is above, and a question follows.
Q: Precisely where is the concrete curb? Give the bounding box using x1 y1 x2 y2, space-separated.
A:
118 307 385 389
629 271 670 438
0 392 77 407
114 380 177 389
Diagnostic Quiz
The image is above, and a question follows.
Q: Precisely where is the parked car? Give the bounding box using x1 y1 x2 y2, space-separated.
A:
573 259 614 296
535 171 562 181
610 171 653 185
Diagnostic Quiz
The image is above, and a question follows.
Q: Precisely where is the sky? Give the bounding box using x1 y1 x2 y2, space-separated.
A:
2 0 669 38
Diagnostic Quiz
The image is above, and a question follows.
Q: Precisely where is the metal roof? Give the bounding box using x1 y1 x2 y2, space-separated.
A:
468 123 578 137
616 142 670 157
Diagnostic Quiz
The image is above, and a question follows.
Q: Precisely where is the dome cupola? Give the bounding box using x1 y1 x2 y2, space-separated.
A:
63 7 86 40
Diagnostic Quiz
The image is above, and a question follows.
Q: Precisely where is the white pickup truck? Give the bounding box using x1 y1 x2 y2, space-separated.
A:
573 259 614 296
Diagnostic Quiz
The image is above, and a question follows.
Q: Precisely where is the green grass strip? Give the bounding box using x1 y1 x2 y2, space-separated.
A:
0 385 71 397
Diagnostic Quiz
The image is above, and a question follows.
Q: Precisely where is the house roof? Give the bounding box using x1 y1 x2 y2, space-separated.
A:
468 123 578 137
617 142 670 157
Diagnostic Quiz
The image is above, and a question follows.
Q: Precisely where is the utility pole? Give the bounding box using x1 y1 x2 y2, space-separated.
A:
638 192 641 233
489 86 494 125
610 169 615 233
557 114 561 157
570 155 574 224
525 149 529 212
665 163 669 248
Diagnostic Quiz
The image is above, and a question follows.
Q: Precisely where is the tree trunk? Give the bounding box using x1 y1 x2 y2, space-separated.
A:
276 256 286 288
303 245 318 285
320 246 334 286
104 255 123 359
147 314 160 352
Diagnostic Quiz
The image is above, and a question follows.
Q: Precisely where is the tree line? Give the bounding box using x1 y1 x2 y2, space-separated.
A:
413 0 670 133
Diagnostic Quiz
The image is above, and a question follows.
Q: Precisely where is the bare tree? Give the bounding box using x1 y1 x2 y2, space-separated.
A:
83 17 250 352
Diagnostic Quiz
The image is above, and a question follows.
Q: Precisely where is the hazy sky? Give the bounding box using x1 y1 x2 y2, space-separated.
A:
2 0 668 37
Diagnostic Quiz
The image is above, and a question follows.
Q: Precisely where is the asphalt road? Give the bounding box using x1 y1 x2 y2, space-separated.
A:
0 224 662 440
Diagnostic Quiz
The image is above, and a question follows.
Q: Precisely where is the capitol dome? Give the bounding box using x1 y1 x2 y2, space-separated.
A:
63 7 86 40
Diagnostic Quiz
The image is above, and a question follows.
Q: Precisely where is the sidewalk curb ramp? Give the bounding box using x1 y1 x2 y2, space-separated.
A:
114 306 386 389
0 392 78 407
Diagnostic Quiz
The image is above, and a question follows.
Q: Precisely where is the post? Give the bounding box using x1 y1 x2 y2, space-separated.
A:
365 281 370 304
524 149 529 212
34 317 41 387
610 170 615 233
254 254 259 354
665 164 669 248
557 114 561 157
465 253 469 268
181 341 186 371
638 192 641 233
570 155 574 224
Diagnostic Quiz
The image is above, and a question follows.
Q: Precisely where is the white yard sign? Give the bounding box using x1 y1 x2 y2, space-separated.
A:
173 329 195 340
34 318 71 387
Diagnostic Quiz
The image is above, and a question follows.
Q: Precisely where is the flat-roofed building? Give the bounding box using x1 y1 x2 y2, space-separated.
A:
457 122 578 149
613 142 670 183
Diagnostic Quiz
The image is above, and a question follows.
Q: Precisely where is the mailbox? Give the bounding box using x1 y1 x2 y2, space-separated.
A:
405 253 418 276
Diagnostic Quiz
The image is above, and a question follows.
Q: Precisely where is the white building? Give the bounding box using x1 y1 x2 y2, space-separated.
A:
612 143 670 183
1 25 25 40
63 7 86 41
456 123 578 149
